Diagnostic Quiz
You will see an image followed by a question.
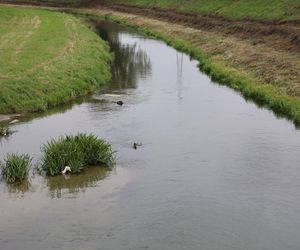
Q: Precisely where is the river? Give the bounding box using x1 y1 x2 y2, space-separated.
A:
0 20 300 250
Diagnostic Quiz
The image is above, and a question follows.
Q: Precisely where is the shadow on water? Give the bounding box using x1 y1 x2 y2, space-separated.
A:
0 96 90 145
45 166 111 199
91 19 152 90
3 180 32 197
19 96 91 123
1 166 111 198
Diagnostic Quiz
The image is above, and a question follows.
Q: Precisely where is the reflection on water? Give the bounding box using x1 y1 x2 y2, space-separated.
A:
4 180 31 197
176 52 184 101
95 20 152 90
46 166 111 198
0 97 90 145
0 135 11 146
1 166 111 198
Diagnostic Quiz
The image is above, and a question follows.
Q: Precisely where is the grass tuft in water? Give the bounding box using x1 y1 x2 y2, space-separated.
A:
73 133 115 166
1 153 32 183
0 124 11 137
41 133 115 176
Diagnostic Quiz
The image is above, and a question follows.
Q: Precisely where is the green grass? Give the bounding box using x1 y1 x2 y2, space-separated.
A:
5 0 299 20
104 0 300 20
41 133 115 176
1 153 32 183
0 124 10 136
0 5 112 113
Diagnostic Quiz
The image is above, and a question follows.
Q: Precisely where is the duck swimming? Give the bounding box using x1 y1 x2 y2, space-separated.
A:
112 101 124 106
133 142 142 149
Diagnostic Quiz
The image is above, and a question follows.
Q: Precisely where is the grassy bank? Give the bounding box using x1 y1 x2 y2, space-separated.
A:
103 0 300 20
0 5 112 113
71 9 300 126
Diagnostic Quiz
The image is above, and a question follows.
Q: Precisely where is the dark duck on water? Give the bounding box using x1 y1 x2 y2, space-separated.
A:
112 101 124 106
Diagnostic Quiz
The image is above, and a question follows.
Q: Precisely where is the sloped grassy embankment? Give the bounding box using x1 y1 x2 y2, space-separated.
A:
0 5 112 113
1 1 300 124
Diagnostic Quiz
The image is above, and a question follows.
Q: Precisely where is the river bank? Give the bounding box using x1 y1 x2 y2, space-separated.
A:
0 2 299 125
70 6 300 127
0 5 112 114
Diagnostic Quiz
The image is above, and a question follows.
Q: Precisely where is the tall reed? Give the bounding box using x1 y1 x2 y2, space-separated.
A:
0 124 11 137
41 133 115 176
1 153 32 183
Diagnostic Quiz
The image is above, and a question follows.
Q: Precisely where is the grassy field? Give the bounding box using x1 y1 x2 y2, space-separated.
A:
0 5 112 113
104 0 300 20
3 0 300 20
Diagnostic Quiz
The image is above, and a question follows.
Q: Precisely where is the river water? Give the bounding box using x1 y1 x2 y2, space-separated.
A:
1 20 300 250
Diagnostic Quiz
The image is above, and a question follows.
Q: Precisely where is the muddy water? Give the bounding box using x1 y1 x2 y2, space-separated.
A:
1 20 300 250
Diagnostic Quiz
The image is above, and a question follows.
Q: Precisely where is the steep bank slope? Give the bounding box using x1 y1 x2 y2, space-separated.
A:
0 5 112 113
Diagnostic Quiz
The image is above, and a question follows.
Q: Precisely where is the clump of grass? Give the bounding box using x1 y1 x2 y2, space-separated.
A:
41 133 115 176
0 124 11 137
0 153 32 183
41 137 85 175
73 133 115 165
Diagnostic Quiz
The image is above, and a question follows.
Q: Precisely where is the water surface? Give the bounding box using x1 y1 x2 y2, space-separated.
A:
1 20 300 250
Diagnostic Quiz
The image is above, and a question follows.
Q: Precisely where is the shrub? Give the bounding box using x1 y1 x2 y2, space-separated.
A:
41 133 115 176
1 153 32 183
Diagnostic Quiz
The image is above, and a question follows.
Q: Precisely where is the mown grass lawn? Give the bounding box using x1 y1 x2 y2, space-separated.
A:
0 5 112 113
